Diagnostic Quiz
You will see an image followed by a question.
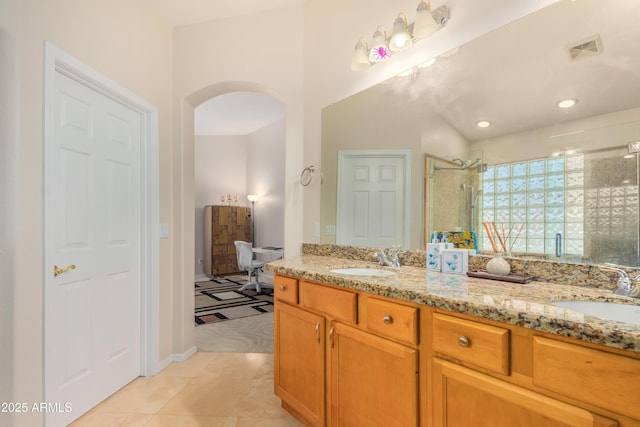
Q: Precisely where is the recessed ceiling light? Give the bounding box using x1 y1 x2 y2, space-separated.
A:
557 98 578 109
476 120 491 128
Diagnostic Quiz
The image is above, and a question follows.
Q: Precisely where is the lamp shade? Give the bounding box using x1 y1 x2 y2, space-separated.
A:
351 38 371 71
247 194 259 202
413 1 438 40
368 26 391 63
389 13 412 52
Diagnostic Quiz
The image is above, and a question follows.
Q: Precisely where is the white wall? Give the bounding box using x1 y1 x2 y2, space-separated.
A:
0 0 18 416
4 1 173 425
247 118 286 250
194 119 286 277
194 135 248 277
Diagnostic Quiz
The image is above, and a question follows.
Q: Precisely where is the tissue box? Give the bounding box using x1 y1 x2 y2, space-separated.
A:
441 249 469 274
426 243 445 271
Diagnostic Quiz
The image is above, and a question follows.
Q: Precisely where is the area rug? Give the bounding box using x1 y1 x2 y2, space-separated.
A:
195 274 274 325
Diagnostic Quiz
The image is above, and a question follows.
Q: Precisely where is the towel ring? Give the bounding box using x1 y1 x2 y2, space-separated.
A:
300 165 323 186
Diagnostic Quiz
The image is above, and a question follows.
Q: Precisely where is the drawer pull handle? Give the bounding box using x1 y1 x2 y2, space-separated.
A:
458 336 471 348
315 322 320 343
383 315 393 324
279 285 286 291
329 325 335 348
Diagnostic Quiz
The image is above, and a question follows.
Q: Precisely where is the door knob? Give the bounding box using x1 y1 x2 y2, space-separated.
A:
54 264 76 277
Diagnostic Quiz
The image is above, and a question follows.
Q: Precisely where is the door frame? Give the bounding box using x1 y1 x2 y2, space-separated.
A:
336 149 411 247
43 43 160 381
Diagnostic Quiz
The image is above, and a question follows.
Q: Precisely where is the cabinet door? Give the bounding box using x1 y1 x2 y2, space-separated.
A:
274 302 326 426
431 358 618 427
330 322 418 427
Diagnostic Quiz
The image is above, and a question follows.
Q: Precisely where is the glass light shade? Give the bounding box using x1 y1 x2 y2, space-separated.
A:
369 26 391 63
247 194 259 202
413 1 438 40
389 13 412 52
351 39 371 71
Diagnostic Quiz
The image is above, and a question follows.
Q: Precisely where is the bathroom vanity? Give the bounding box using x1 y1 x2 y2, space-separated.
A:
267 253 640 427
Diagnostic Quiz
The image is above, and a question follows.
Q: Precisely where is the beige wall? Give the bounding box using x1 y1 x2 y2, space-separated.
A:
4 1 173 425
172 7 305 351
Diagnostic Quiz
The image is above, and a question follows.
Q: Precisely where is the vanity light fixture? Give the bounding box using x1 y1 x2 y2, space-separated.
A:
351 38 371 70
557 98 578 109
476 120 491 128
389 13 412 52
351 1 450 71
413 0 439 39
368 26 391 64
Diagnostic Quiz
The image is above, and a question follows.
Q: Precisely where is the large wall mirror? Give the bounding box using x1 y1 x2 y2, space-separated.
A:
321 0 640 267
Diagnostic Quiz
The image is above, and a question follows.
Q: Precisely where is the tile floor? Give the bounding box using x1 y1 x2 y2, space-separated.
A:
195 312 274 353
70 352 303 426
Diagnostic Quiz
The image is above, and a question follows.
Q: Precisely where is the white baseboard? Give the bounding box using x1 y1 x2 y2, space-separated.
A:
155 355 173 374
153 346 198 374
172 345 197 363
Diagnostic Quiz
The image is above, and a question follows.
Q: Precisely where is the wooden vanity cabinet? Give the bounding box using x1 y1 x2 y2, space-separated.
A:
330 296 420 427
274 301 326 426
431 358 617 427
275 273 640 427
428 310 631 427
273 275 422 427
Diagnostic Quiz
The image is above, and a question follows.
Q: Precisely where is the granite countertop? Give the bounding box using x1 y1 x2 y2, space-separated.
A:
266 254 640 353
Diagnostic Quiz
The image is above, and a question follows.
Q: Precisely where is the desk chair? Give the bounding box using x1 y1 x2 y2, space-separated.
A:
234 241 272 293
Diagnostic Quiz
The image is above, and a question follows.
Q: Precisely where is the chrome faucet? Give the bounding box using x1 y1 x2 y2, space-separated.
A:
601 263 640 298
374 246 401 269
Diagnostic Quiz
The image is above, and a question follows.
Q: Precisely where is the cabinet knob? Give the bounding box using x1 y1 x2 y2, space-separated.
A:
279 285 286 291
383 315 393 324
458 336 471 348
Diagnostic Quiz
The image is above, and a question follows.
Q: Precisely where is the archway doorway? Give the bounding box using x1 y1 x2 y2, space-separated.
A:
190 84 285 352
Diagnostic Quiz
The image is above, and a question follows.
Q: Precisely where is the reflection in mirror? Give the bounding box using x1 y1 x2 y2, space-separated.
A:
321 0 640 266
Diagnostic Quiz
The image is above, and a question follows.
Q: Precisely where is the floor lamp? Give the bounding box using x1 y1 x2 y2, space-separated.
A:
247 194 259 247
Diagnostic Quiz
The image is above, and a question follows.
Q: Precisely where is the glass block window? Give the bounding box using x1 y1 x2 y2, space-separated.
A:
480 155 584 256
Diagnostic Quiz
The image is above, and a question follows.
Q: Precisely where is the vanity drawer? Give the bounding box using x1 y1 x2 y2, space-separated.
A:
274 275 298 304
533 336 640 420
432 313 510 375
300 281 357 324
365 297 418 346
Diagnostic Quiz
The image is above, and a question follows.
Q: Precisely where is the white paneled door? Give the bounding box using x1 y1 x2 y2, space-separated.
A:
44 69 142 426
336 150 410 248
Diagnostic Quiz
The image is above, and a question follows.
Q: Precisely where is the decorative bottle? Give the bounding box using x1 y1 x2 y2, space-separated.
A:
486 253 511 276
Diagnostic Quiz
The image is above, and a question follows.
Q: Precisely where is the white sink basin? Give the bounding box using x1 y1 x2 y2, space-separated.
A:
552 300 640 325
329 268 396 277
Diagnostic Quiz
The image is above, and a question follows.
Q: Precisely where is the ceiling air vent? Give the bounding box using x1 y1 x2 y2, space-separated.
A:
566 35 603 61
